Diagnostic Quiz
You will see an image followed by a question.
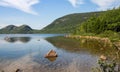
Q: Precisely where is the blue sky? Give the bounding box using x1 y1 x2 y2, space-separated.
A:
0 0 120 30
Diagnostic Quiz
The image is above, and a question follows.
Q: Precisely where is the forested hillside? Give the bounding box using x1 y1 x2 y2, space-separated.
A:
41 12 101 33
74 8 120 34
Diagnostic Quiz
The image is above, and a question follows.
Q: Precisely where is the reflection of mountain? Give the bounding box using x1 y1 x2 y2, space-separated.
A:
4 37 17 43
46 57 57 62
18 37 31 43
46 37 117 55
4 37 31 43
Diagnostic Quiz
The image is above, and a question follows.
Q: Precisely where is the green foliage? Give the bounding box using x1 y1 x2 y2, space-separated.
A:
73 8 120 42
98 31 120 41
75 8 120 35
41 12 101 33
98 59 117 72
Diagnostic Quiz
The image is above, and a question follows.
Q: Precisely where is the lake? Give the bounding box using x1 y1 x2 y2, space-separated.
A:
0 34 118 72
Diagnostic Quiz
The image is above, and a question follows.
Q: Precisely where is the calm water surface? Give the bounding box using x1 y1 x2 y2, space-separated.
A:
0 34 117 72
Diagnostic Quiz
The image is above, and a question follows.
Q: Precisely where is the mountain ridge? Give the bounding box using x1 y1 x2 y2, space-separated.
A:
0 11 103 34
0 24 32 34
40 11 102 33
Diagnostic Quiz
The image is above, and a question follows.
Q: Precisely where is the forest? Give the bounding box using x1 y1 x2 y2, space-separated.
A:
74 7 120 41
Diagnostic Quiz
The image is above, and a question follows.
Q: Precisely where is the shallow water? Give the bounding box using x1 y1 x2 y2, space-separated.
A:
0 34 118 72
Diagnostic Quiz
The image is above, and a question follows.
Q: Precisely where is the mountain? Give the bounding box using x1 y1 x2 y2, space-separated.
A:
40 11 102 33
1 9 118 34
0 25 33 34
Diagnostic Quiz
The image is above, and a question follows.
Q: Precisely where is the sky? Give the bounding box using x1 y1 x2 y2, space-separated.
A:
0 0 120 30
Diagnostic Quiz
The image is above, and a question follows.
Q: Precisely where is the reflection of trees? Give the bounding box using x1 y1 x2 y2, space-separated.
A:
4 37 31 43
46 37 120 66
46 37 117 55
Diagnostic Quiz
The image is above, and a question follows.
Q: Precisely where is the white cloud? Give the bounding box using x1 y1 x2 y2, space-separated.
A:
91 0 120 10
0 0 39 15
68 0 84 7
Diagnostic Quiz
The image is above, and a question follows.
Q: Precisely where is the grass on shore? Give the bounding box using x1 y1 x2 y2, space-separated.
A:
71 31 120 42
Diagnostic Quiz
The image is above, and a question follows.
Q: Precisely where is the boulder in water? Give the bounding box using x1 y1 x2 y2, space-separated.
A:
45 50 58 58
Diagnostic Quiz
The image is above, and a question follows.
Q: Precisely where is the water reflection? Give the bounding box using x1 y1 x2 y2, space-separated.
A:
46 36 117 56
0 34 119 72
19 37 31 43
4 37 17 43
4 37 31 43
46 57 57 62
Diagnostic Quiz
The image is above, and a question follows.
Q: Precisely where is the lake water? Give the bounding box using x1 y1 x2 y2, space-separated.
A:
0 34 118 72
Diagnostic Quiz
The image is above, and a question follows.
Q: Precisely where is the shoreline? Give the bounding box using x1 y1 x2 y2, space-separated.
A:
65 35 120 50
